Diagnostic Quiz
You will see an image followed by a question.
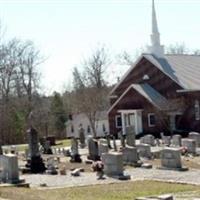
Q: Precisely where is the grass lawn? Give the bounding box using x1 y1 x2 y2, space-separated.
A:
0 181 199 200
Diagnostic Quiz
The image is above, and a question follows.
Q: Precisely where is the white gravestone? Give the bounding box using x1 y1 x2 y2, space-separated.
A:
189 132 200 147
171 135 182 147
0 154 19 183
122 146 140 166
160 148 184 170
136 144 152 159
182 139 196 154
140 135 155 146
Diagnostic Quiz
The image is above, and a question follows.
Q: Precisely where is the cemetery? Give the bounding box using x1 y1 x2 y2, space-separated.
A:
0 0 199 199
1 124 200 200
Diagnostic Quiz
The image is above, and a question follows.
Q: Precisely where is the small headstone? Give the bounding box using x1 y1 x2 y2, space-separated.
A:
160 148 187 171
140 135 155 146
46 157 58 175
182 138 196 154
43 140 53 154
189 132 200 147
126 126 135 147
0 154 21 184
171 135 181 147
122 146 140 166
136 144 152 159
162 136 171 146
102 152 130 180
87 136 100 161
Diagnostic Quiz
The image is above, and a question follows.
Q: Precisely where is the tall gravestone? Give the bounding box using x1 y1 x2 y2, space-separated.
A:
87 136 100 161
98 139 109 157
79 125 86 148
126 126 135 147
26 128 46 173
70 137 82 163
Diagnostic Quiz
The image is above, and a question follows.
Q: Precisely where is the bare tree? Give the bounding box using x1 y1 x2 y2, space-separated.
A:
72 46 110 137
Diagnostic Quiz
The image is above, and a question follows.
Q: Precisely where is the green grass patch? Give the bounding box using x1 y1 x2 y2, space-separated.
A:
0 180 198 200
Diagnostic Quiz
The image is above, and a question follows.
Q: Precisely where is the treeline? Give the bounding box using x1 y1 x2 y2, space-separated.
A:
0 38 68 144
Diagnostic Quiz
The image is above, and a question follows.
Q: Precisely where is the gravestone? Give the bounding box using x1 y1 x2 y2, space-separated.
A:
102 152 130 179
0 154 21 183
171 135 182 147
70 137 82 163
189 132 200 147
140 135 155 146
98 139 109 157
160 148 187 171
26 128 46 173
46 157 58 175
122 146 140 166
182 139 196 154
162 136 171 146
87 136 100 161
126 126 135 147
136 144 152 159
79 125 85 148
43 140 53 154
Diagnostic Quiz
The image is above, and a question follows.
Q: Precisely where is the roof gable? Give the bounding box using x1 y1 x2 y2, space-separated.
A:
110 54 200 96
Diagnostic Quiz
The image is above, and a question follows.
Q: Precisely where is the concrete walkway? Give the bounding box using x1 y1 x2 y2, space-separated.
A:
22 167 200 189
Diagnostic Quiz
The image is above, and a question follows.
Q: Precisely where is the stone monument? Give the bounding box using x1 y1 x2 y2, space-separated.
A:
140 134 155 146
102 152 130 180
182 138 196 154
122 146 141 166
79 124 85 148
159 148 187 171
70 137 82 163
26 128 46 173
87 136 100 161
126 126 135 147
0 154 23 183
136 143 152 159
171 135 182 147
189 132 200 147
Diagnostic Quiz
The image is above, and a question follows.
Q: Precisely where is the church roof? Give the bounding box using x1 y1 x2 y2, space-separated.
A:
108 83 170 113
144 54 200 91
110 54 200 96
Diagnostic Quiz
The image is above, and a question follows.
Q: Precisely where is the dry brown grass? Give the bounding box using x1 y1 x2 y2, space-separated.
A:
0 180 198 200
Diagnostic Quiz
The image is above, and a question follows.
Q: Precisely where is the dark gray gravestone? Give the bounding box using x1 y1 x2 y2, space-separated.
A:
26 128 46 173
87 136 100 161
79 125 85 148
126 126 135 147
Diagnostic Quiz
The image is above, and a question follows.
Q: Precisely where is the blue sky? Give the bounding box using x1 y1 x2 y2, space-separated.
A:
0 0 199 94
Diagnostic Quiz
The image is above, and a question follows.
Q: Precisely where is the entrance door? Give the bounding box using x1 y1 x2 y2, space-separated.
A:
121 110 143 135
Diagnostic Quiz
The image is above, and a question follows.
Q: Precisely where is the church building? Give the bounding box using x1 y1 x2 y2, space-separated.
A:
108 0 200 137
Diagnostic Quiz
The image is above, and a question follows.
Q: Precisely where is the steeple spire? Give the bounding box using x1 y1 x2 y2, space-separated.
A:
148 0 164 58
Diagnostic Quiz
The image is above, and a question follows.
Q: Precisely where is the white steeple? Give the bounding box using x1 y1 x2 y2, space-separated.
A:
148 0 164 58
